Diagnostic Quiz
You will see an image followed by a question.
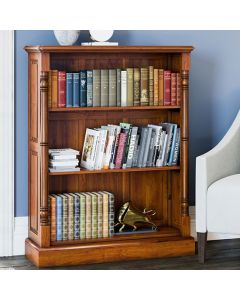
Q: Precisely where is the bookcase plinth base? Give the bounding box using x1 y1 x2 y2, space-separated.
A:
25 237 195 268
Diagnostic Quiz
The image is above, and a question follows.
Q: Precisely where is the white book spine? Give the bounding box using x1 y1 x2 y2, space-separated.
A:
121 70 127 107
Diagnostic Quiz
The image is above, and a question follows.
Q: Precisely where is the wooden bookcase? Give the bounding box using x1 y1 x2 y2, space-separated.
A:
25 45 195 267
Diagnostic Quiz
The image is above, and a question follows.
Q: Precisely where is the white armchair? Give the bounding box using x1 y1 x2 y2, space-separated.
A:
196 110 240 262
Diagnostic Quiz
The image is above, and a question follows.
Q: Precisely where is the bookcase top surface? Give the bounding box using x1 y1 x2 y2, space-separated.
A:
24 45 194 53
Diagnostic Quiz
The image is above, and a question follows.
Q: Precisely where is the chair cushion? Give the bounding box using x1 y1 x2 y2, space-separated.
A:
207 174 240 234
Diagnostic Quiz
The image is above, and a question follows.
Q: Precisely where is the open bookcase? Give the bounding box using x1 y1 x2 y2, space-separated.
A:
25 45 195 267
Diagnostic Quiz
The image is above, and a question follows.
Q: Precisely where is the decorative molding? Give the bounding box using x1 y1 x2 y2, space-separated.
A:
0 30 14 257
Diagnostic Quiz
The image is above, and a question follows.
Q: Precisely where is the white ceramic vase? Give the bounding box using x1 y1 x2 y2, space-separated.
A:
53 30 80 46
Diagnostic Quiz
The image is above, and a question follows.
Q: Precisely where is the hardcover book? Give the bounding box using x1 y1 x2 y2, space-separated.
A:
158 69 164 106
171 73 177 106
73 73 80 107
172 128 180 165
127 68 134 106
61 194 68 241
121 70 127 106
109 69 117 106
50 195 57 241
114 131 128 169
176 73 181 106
93 70 101 107
94 129 108 170
126 126 138 168
81 129 101 170
140 68 149 106
58 71 66 108
48 71 52 108
133 68 140 106
106 192 115 237
137 127 149 167
84 192 92 239
95 192 103 238
168 124 178 165
77 193 86 239
116 69 121 106
66 73 73 107
71 193 80 240
142 127 153 167
56 195 63 241
51 70 58 108
87 70 93 107
149 66 154 106
153 68 159 106
163 70 171 106
100 69 109 107
121 123 132 169
102 192 109 238
66 193 74 240
90 192 98 239
80 70 87 107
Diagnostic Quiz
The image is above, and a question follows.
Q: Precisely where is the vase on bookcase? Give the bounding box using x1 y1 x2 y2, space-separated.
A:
53 30 80 46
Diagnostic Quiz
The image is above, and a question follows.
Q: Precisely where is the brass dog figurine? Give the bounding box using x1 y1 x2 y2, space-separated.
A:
115 201 158 232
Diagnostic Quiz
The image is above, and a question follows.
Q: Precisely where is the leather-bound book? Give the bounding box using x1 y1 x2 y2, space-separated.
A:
80 70 87 107
100 69 109 107
116 69 121 106
87 70 93 107
66 73 73 107
51 70 58 108
50 195 57 242
153 68 159 106
58 71 66 107
140 68 149 106
121 70 127 106
105 192 115 237
66 193 74 240
114 131 128 169
163 70 171 105
93 70 101 107
48 71 52 108
102 192 109 238
61 194 68 241
73 73 80 107
56 194 63 241
127 68 134 106
176 73 181 106
71 193 80 240
109 69 117 106
77 193 86 239
149 66 154 106
95 192 103 238
158 69 164 105
171 73 177 106
90 192 98 239
133 68 140 106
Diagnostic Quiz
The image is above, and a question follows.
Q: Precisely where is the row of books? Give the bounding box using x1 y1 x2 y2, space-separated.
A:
49 148 80 173
81 122 180 170
48 68 181 109
49 191 114 241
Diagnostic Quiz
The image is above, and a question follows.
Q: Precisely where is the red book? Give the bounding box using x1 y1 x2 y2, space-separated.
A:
171 73 177 106
163 70 171 106
58 71 66 107
114 132 127 169
176 73 181 106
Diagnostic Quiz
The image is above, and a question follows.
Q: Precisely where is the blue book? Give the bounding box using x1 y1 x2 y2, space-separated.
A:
87 70 93 107
73 73 80 107
168 124 178 165
80 70 87 107
56 195 63 241
66 73 73 107
73 193 80 240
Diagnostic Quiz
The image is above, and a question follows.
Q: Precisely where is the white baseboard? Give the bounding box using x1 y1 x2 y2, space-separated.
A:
12 206 240 256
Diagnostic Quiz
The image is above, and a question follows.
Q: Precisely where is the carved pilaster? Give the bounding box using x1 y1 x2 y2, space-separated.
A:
181 70 189 217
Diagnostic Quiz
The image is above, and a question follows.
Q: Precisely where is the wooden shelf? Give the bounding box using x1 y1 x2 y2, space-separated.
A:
49 166 180 176
49 105 180 112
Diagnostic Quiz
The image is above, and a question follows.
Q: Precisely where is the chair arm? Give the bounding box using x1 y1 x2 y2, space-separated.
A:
196 110 240 233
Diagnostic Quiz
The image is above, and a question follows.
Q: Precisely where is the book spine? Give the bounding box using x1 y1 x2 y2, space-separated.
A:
109 69 117 106
94 129 107 170
168 125 177 166
100 69 109 107
97 193 103 238
131 133 140 167
103 129 114 169
171 73 177 106
164 70 171 106
114 132 127 169
140 68 149 106
93 70 101 107
153 68 159 106
116 69 121 106
62 196 68 241
133 68 140 106
80 70 87 107
158 132 168 167
149 66 154 106
74 194 80 240
50 196 56 242
56 196 62 241
176 73 181 106
137 127 148 167
87 70 93 107
79 194 86 239
142 128 152 167
66 73 73 107
121 70 127 106
126 126 138 168
158 69 164 105
91 194 98 239
102 194 109 238
110 128 121 168
146 129 156 167
172 128 180 165
48 71 52 108
73 73 80 107
85 195 92 239
68 195 74 240
122 127 132 169
51 70 58 108
127 68 134 106
108 193 115 237
58 71 66 108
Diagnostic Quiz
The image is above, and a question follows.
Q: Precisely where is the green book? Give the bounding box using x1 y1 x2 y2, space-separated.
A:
83 192 92 239
89 192 98 239
76 193 86 240
94 192 103 238
64 193 74 240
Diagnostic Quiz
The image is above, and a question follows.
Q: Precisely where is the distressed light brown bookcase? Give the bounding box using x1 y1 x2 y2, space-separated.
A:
25 45 195 267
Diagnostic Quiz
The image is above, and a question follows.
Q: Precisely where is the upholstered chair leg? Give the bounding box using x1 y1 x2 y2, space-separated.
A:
197 232 207 263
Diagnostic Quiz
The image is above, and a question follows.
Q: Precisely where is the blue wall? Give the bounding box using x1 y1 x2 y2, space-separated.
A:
15 30 240 216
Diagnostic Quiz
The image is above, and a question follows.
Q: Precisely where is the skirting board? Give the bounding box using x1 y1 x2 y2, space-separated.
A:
12 206 240 256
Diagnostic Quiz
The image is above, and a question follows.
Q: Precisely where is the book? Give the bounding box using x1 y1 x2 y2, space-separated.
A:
78 193 86 239
153 68 159 106
109 125 121 169
127 68 134 106
95 192 103 238
133 68 140 106
93 70 101 107
49 167 80 173
84 192 92 239
50 154 77 160
100 69 109 107
156 131 167 167
58 71 66 108
66 73 73 107
109 69 117 106
101 125 116 169
146 127 156 167
90 192 98 239
121 70 127 106
148 125 162 166
49 195 56 241
172 128 180 165
121 123 132 169
60 194 68 241
87 70 93 107
176 73 181 106
101 192 109 238
160 122 175 166
49 159 79 167
80 70 87 107
48 71 52 108
72 193 80 240
142 127 153 167
106 191 115 237
131 129 140 167
137 127 148 167
56 195 63 241
168 124 178 165
73 73 80 107
66 193 74 240
49 148 80 156
171 73 177 106
114 131 128 169
149 66 154 106
94 128 108 170
116 69 121 106
163 70 171 106
51 70 58 108
126 126 138 168
140 68 149 106
158 69 164 106
81 129 101 170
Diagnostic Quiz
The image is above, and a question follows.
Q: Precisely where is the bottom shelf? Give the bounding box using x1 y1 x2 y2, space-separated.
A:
25 227 195 268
